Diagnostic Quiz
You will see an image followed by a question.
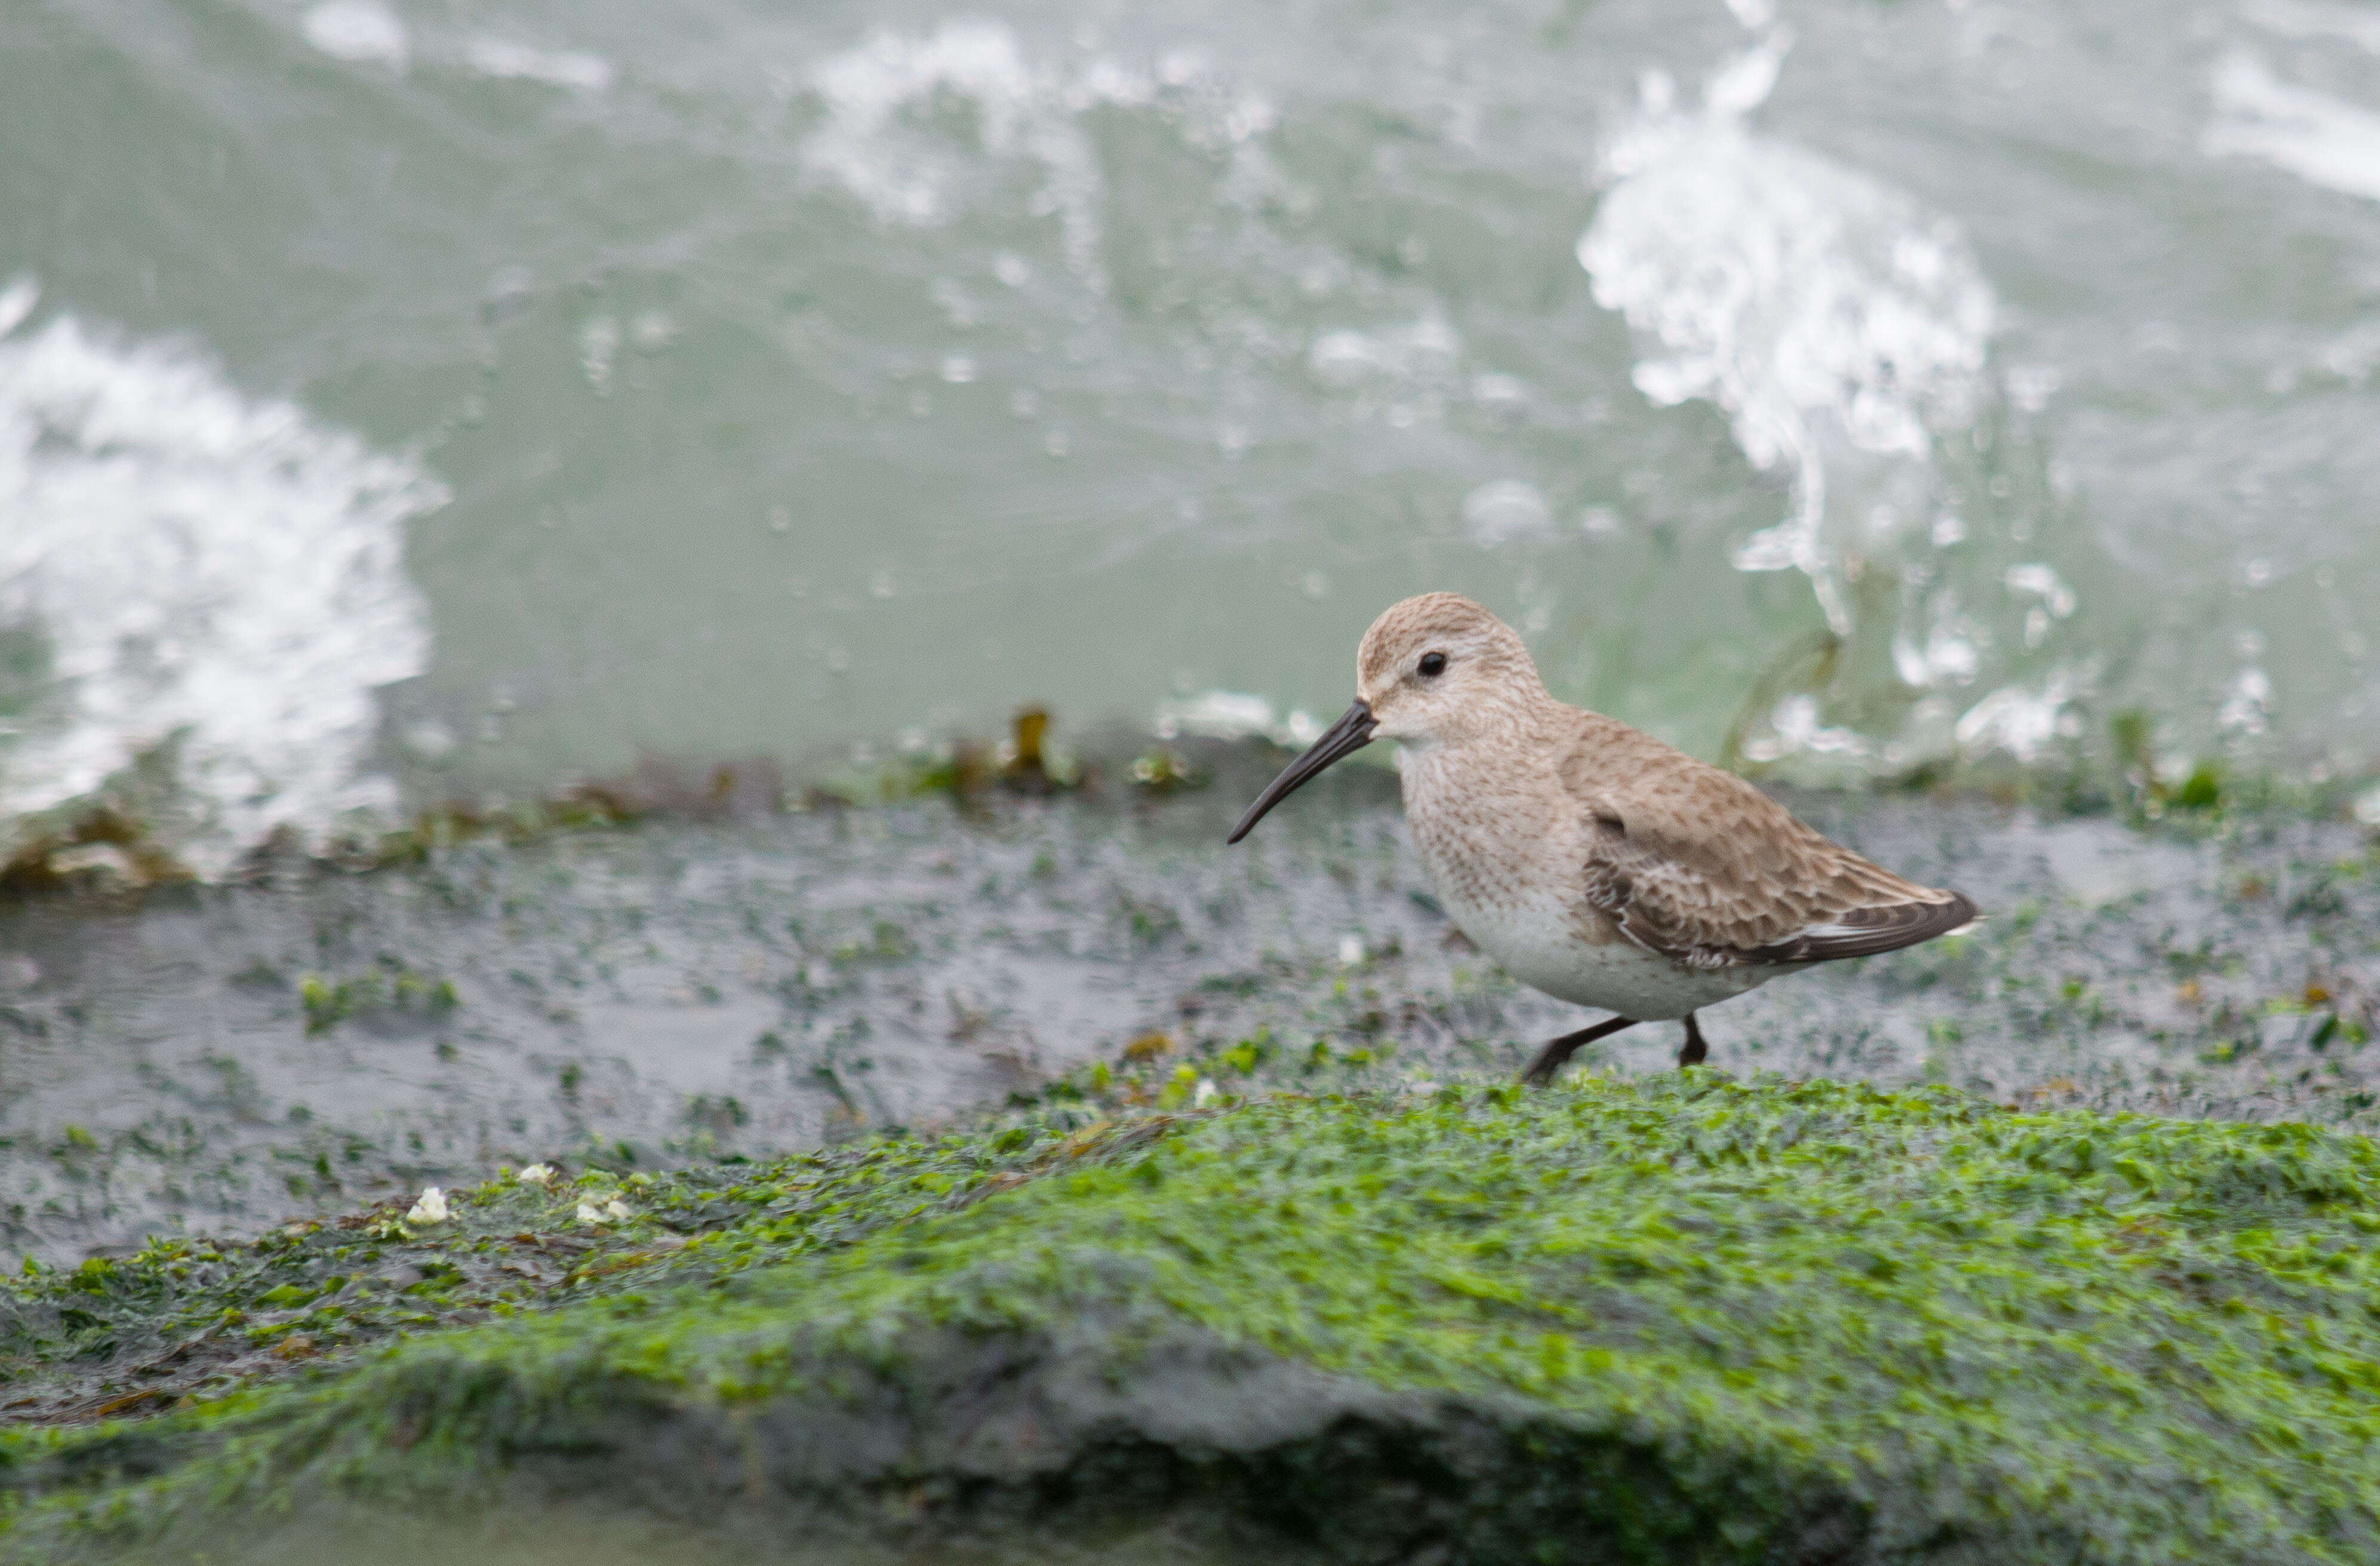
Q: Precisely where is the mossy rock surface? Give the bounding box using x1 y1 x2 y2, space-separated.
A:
5 1074 2380 1563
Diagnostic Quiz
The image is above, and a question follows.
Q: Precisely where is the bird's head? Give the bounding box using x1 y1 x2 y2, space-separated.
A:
1227 593 1544 843
1354 591 1542 749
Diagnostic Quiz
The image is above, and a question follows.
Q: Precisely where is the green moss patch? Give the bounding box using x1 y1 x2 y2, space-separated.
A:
6 1075 2380 1563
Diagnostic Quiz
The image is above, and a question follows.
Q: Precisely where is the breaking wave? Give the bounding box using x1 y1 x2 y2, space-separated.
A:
0 281 442 877
1573 24 2095 773
1578 29 1996 637
799 19 1277 286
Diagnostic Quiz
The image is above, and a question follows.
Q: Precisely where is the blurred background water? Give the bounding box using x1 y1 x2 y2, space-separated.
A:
5 0 2380 870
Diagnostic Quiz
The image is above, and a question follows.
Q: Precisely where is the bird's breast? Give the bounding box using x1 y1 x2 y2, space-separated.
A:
1398 745 1763 1021
1397 747 1584 928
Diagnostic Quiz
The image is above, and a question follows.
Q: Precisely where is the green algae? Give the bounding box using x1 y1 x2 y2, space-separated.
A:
21 765 2380 1272
298 964 460 1035
5 1075 2380 1562
0 1114 1138 1420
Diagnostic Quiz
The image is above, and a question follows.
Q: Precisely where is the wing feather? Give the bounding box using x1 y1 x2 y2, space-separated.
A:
1562 720 1978 970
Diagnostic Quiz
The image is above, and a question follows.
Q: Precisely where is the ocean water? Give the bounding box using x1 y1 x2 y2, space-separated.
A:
5 0 2380 863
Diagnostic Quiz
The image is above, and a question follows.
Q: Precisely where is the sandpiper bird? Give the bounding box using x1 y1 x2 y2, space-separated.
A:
1227 593 1978 1083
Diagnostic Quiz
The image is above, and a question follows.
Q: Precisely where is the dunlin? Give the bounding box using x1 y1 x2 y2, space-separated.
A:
1227 593 1978 1083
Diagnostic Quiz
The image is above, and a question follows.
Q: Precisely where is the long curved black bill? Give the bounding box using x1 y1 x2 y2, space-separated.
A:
1226 699 1377 844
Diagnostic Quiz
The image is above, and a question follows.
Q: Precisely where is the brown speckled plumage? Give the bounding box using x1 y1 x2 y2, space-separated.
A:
1336 593 1976 1077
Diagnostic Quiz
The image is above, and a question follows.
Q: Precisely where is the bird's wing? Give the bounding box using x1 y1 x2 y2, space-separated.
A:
1559 721 1977 969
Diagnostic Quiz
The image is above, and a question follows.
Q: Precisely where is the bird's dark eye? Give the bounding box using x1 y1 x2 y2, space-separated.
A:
1417 652 1448 678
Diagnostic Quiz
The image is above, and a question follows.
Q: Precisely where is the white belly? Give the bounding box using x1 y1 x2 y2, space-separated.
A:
1398 745 1779 1021
1439 889 1778 1021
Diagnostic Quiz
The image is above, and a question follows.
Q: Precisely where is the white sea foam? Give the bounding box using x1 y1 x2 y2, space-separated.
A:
1892 616 1981 689
2321 317 2380 381
301 0 408 69
0 288 441 875
464 38 615 93
2218 665 2274 735
1306 315 1463 390
1460 479 1557 546
2204 53 2380 202
2239 0 2380 56
803 23 1097 277
2003 563 2077 619
1153 690 1320 747
1577 32 1996 635
1954 672 2082 762
799 20 1274 286
1739 694 1869 764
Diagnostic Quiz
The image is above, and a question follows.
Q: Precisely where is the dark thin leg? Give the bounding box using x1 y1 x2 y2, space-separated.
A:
1519 1016 1638 1086
1678 1012 1708 1068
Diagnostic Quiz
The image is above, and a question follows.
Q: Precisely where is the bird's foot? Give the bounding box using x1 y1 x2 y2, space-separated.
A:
1519 1015 1639 1086
1677 1012 1708 1068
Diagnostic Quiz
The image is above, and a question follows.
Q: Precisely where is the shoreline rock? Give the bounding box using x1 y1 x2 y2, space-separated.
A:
6 1074 2377 1562
6 784 2380 1268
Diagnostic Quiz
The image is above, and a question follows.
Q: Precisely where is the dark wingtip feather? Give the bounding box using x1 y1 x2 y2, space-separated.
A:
1738 888 1982 966
1935 889 1984 939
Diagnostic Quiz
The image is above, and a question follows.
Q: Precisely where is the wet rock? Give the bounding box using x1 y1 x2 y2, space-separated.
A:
7 1079 2378 1563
